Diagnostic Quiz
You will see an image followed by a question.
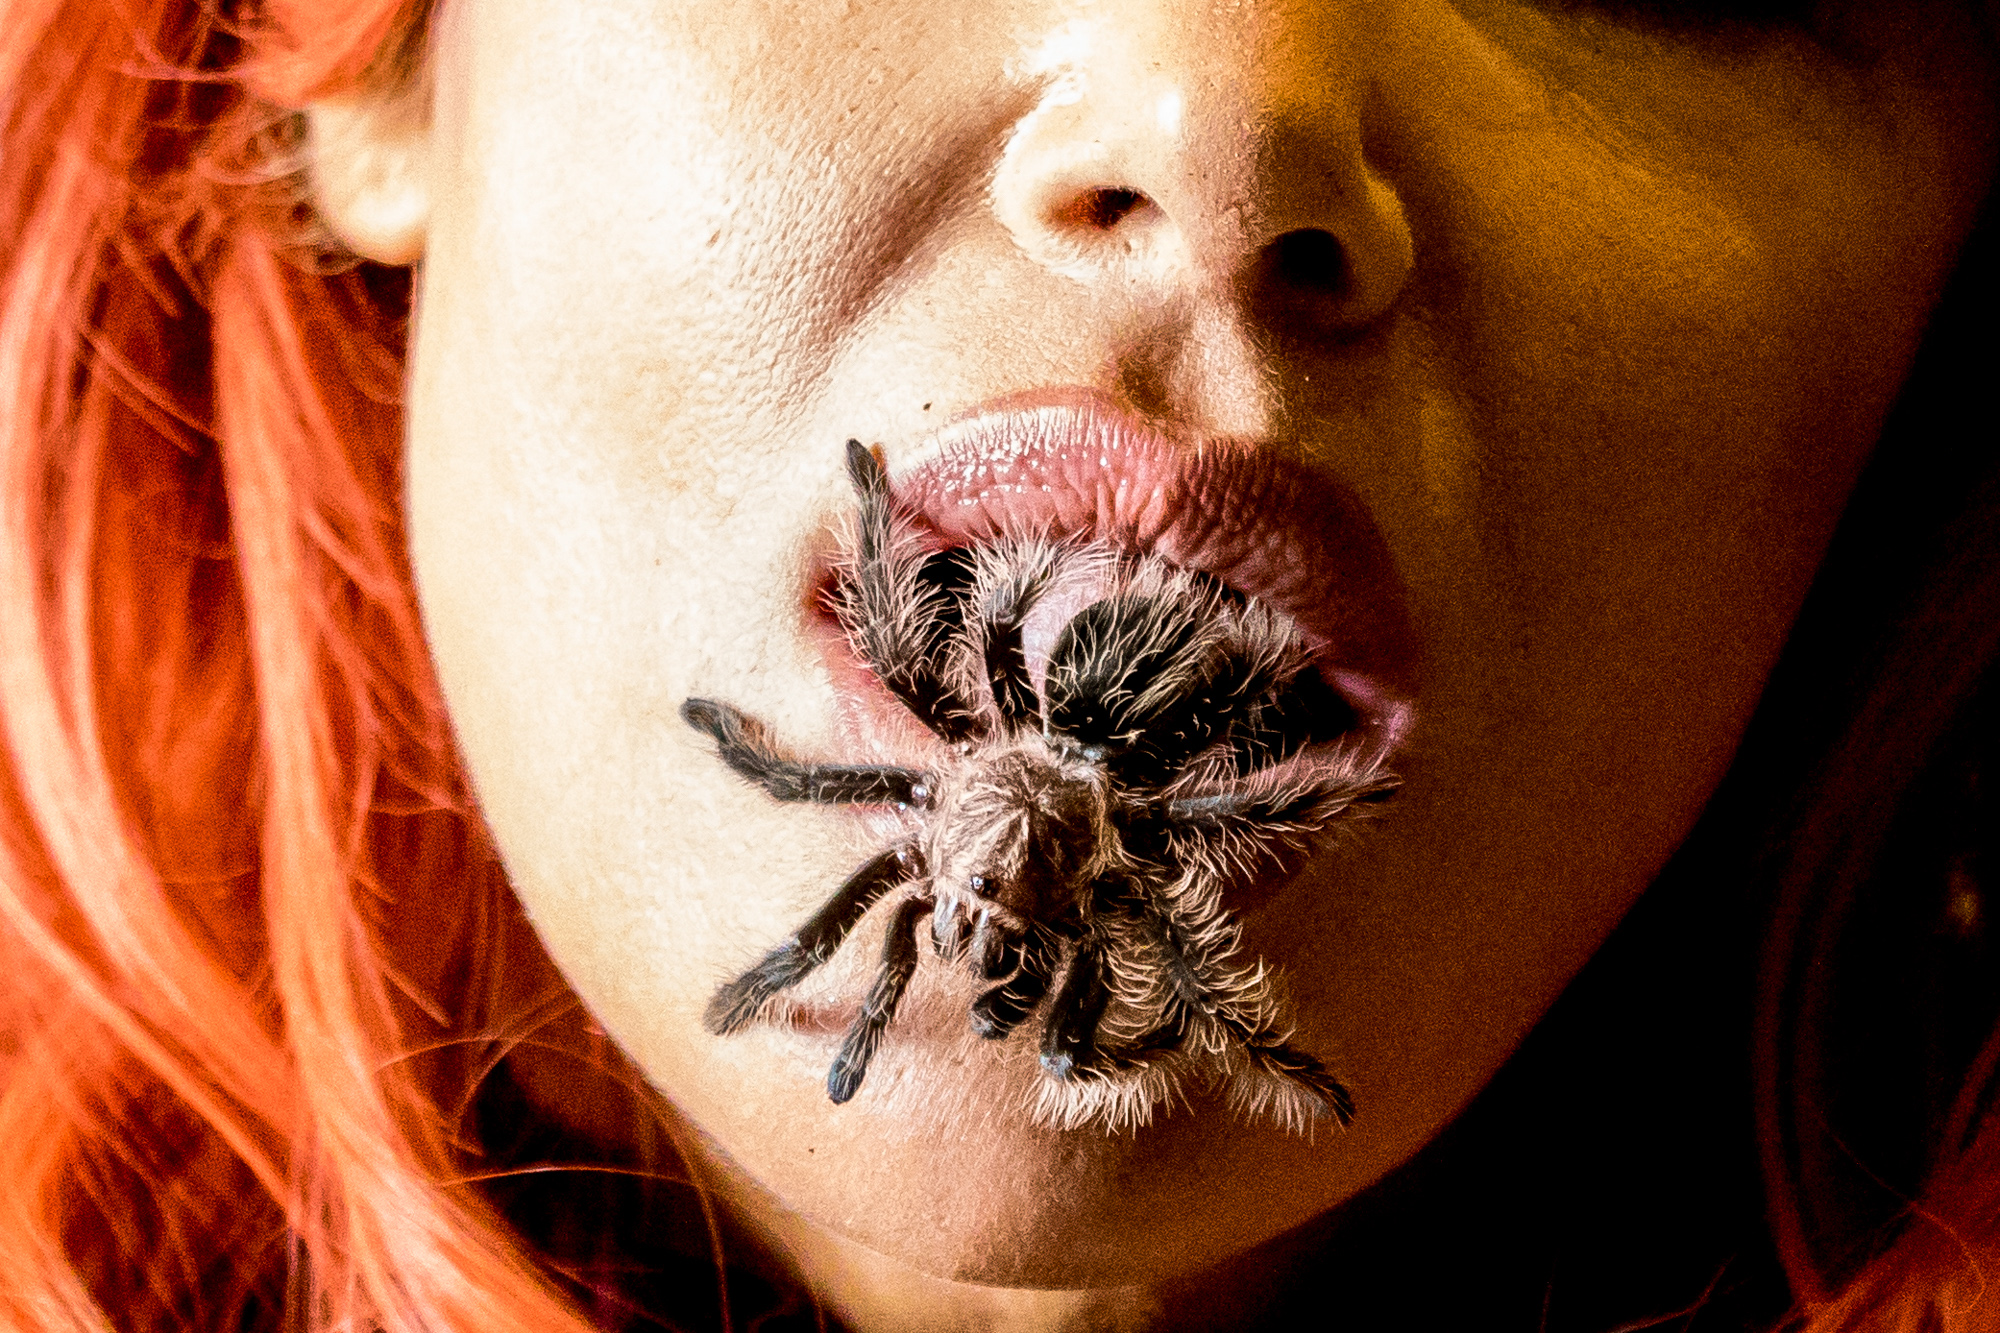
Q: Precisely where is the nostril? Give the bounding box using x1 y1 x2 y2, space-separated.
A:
1248 227 1373 337
1049 186 1157 234
1266 228 1348 297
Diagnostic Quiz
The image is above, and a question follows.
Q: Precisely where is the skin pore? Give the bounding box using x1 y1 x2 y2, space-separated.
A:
308 0 1996 1324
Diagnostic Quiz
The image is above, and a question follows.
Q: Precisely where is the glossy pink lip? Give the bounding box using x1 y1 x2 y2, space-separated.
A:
886 389 1419 750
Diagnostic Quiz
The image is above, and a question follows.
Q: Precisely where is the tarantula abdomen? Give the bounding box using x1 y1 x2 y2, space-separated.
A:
682 440 1394 1132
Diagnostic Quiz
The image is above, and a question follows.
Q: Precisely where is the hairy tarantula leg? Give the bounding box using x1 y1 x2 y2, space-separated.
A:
1222 667 1361 775
1043 592 1210 765
1040 940 1113 1079
682 699 933 807
704 844 920 1035
1161 765 1399 837
840 440 985 744
1236 1039 1357 1127
969 928 1059 1039
981 613 1038 734
966 547 1063 734
1136 907 1356 1125
827 896 932 1104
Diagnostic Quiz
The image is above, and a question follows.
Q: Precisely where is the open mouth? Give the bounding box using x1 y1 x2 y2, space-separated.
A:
811 386 1418 764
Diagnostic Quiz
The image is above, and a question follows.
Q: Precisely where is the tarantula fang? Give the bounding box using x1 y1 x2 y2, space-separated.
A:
683 440 1396 1132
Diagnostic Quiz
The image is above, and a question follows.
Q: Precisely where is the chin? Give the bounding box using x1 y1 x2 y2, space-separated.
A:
701 1028 1365 1288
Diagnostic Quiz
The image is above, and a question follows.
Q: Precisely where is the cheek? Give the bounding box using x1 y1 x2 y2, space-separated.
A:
424 0 1036 516
1357 6 1980 767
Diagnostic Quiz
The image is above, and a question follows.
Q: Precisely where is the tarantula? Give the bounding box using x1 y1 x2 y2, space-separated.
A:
681 440 1395 1132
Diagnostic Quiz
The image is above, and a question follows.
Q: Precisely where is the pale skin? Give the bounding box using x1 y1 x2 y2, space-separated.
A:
309 0 1996 1327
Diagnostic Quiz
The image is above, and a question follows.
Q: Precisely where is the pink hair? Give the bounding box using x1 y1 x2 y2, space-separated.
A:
1 1 1996 1330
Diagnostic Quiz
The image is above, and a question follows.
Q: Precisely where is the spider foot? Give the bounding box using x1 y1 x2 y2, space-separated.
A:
1239 1038 1356 1127
826 896 930 1103
704 941 817 1035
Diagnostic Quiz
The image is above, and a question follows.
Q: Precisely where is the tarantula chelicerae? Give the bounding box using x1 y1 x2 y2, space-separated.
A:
682 441 1395 1132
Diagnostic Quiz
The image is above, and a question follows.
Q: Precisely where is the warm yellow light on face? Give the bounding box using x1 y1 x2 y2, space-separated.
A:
383 0 1998 1302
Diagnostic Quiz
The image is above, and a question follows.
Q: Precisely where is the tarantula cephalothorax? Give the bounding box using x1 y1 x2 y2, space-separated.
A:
681 440 1396 1132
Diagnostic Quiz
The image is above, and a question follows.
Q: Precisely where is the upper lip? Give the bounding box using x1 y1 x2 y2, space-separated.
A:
879 387 1419 748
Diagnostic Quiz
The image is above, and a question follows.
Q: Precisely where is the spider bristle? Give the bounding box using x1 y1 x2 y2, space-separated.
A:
834 442 984 742
1224 1061 1350 1137
1153 743 1400 883
1025 1057 1189 1134
1222 1029 1358 1132
703 944 810 1034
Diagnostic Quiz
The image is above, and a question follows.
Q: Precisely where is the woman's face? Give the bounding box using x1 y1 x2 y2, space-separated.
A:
395 0 1994 1289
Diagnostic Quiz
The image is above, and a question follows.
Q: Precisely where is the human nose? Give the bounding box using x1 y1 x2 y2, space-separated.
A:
988 2 1414 340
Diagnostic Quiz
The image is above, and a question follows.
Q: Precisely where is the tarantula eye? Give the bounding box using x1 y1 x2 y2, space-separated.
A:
968 874 988 895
